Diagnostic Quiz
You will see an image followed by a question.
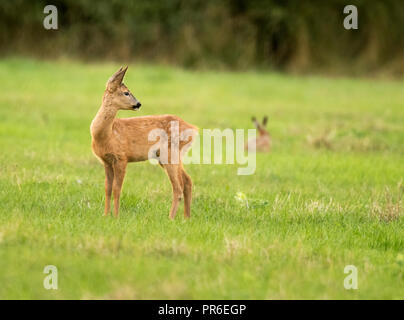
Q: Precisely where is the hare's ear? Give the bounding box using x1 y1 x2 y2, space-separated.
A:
106 66 128 92
252 116 259 129
262 116 268 126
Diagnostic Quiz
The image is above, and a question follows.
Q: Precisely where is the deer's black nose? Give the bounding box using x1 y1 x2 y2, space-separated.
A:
137 102 141 108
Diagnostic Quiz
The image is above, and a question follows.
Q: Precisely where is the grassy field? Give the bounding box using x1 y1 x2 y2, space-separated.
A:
0 58 403 299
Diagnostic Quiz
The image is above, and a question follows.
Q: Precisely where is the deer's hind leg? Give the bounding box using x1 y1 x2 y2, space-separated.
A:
161 164 183 220
181 167 192 219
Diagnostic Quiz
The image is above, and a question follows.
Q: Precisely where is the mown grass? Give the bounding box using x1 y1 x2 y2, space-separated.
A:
0 58 403 299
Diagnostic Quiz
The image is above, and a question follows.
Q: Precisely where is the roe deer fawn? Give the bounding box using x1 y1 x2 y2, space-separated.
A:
245 116 271 152
90 67 198 219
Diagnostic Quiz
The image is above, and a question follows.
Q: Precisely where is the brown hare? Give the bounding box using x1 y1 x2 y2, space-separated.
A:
245 116 271 152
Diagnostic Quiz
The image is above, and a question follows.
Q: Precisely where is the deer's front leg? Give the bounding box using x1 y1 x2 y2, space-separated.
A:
112 161 127 218
104 164 114 216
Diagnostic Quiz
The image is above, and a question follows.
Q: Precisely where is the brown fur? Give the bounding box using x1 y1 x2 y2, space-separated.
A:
90 67 197 219
245 116 271 152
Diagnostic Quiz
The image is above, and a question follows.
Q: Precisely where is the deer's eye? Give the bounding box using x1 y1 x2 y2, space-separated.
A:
124 92 129 96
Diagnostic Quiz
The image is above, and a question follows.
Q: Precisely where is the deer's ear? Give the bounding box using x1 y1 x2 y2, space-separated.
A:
106 66 128 91
262 116 268 126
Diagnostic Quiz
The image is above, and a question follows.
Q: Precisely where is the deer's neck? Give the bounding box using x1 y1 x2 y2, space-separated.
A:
91 102 117 141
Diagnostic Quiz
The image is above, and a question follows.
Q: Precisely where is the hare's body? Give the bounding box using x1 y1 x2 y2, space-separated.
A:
91 67 197 219
245 116 271 152
245 133 271 152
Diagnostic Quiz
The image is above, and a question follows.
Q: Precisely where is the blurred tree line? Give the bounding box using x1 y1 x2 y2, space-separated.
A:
1 0 403 75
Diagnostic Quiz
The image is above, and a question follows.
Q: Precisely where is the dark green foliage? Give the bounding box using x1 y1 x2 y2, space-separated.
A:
1 0 403 74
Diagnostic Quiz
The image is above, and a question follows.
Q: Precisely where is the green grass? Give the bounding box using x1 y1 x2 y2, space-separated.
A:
0 58 403 299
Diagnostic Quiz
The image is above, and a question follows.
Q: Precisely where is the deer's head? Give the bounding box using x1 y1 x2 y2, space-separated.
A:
104 66 141 111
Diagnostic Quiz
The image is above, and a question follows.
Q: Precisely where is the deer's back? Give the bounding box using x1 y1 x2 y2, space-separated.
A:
110 115 198 162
